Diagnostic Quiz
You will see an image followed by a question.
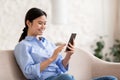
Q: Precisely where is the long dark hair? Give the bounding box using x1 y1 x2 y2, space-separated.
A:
19 7 47 42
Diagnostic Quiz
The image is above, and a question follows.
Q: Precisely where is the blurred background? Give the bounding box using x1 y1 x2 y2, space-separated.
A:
0 0 120 56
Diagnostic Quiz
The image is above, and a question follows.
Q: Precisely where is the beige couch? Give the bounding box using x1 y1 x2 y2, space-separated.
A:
0 50 26 80
0 49 120 80
68 48 120 80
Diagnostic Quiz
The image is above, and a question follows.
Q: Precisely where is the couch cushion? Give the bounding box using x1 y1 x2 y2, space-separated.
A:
0 50 26 80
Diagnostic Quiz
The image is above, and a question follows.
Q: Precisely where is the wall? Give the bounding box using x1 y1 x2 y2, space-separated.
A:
0 0 51 50
115 0 120 39
0 0 118 53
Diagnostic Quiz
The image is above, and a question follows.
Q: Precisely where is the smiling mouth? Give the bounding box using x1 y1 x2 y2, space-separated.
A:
39 30 44 33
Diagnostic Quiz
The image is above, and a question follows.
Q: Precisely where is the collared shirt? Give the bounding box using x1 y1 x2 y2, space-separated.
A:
14 36 68 80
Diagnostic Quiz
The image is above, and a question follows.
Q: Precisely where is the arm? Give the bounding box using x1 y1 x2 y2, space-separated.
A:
63 41 75 68
40 44 66 72
55 42 75 72
14 43 41 79
14 42 66 79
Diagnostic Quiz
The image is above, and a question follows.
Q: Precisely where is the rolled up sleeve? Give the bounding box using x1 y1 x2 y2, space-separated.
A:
14 43 41 79
56 55 68 73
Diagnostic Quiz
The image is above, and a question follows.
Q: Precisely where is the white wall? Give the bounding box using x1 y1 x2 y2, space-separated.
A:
115 0 120 39
102 0 118 53
0 0 119 53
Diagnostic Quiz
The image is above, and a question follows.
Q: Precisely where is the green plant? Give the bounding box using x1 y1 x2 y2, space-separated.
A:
92 36 120 62
110 39 120 62
93 36 104 59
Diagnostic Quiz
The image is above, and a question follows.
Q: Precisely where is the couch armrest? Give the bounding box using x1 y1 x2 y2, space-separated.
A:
0 50 27 80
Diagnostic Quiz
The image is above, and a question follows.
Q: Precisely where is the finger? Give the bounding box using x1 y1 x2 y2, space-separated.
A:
67 45 74 51
61 44 66 47
59 44 66 48
58 44 66 51
68 43 74 48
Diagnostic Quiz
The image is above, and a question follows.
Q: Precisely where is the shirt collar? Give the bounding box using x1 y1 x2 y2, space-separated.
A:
25 36 45 42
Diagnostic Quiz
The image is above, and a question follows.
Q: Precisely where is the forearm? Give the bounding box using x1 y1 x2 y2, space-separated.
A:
62 54 71 68
40 58 54 72
40 44 66 72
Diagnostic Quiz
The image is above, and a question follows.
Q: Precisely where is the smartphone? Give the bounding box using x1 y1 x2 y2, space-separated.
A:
65 33 77 51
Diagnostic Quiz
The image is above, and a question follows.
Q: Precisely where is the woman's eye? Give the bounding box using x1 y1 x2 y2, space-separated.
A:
44 22 46 25
39 22 46 25
39 23 42 25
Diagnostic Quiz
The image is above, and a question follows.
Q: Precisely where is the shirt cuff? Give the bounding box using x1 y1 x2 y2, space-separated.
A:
32 63 41 78
58 60 69 72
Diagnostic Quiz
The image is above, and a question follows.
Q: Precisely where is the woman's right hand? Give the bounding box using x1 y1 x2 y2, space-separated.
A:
50 44 66 61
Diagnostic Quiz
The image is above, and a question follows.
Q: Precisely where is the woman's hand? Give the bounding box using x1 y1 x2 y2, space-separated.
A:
40 44 65 72
50 44 66 61
62 40 75 68
65 40 75 56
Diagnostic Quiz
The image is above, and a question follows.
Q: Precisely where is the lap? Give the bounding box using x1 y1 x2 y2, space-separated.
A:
45 73 75 80
92 76 118 80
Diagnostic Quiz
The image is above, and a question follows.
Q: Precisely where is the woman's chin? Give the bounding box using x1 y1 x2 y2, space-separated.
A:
38 33 43 35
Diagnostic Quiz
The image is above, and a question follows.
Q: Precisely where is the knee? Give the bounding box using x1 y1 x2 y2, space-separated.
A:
58 74 75 80
108 76 118 80
93 76 118 80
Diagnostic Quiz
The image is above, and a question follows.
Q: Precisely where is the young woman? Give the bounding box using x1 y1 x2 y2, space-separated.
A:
14 7 118 80
14 7 75 80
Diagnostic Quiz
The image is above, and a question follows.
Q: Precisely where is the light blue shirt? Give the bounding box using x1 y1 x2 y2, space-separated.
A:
14 36 68 80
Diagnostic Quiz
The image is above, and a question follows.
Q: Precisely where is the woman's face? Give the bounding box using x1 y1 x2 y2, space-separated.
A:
27 15 47 36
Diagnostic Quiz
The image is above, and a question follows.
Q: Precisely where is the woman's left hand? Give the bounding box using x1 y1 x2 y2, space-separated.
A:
62 40 75 67
65 40 75 56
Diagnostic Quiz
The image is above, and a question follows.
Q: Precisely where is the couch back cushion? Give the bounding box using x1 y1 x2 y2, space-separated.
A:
0 50 26 80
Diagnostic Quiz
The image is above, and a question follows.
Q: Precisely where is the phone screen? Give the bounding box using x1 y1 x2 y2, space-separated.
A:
65 33 76 51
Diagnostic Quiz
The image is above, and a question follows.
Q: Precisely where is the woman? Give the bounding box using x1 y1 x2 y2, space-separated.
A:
14 7 118 80
14 7 75 80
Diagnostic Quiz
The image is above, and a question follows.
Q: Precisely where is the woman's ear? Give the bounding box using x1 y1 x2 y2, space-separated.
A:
26 20 32 28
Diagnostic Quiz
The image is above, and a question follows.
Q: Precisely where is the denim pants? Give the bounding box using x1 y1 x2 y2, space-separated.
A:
45 73 75 80
45 75 117 80
92 76 118 80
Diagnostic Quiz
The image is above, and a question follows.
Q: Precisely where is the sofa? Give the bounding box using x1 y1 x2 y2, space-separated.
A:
68 48 120 80
0 50 26 80
0 48 120 80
